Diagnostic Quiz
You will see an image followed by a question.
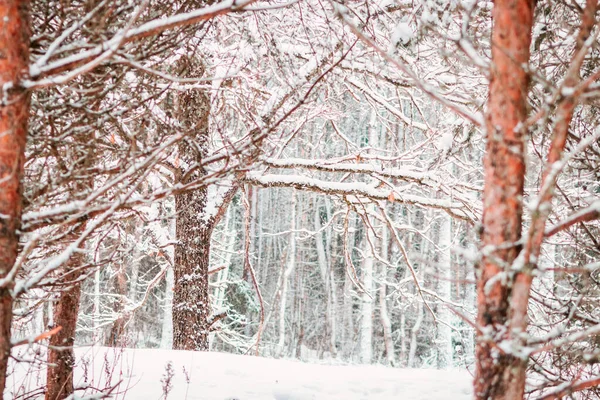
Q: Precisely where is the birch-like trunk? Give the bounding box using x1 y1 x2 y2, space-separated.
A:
408 299 424 368
93 268 101 343
436 214 453 368
277 191 296 357
160 205 175 349
342 214 357 360
359 215 375 364
379 227 395 366
213 207 236 311
314 197 337 356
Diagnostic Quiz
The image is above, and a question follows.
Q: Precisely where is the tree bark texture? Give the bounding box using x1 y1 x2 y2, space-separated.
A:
46 264 83 400
46 129 97 399
475 1 535 399
0 1 30 397
172 57 212 351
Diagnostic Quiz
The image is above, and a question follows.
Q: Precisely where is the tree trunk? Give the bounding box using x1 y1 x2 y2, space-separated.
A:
0 2 30 397
379 228 395 366
93 268 101 343
437 214 453 369
359 214 374 364
475 1 535 398
314 197 337 357
160 201 176 349
46 266 84 400
47 119 98 399
104 266 127 347
341 214 357 360
170 55 238 351
171 57 213 351
173 190 212 350
277 191 296 357
408 299 423 368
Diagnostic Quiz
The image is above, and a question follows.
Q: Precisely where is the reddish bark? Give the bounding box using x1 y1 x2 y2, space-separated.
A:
545 205 600 237
475 0 535 399
537 375 600 400
46 266 84 400
516 0 597 293
0 1 30 396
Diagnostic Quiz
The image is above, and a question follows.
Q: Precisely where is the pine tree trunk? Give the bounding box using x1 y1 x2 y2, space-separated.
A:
46 265 83 400
173 189 212 350
0 2 30 396
171 57 212 351
475 1 535 398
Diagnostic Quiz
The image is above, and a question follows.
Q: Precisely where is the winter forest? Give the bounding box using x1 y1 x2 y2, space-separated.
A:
0 0 600 399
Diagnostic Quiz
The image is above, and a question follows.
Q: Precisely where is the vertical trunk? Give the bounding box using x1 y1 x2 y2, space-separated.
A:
210 207 235 350
0 1 30 396
359 217 374 364
476 1 534 398
47 123 96 399
172 58 212 351
379 272 395 366
105 266 127 347
314 197 337 356
161 265 175 349
213 207 235 311
277 191 296 357
437 214 453 368
408 299 424 368
341 214 357 360
379 228 395 366
464 264 476 368
160 201 176 349
46 265 84 400
173 185 212 350
93 268 101 343
399 311 407 366
359 111 378 364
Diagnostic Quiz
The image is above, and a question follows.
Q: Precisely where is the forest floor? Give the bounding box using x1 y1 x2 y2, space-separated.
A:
7 346 472 399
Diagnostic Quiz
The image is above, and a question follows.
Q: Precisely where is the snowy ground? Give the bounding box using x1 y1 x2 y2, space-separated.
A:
7 346 472 399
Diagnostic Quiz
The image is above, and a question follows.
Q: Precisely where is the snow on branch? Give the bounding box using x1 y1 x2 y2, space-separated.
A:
27 0 260 86
245 172 465 212
545 200 600 237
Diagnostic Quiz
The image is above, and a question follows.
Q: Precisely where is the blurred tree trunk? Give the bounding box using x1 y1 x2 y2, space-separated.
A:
104 265 127 347
314 197 337 357
0 1 30 396
277 191 296 357
475 0 534 398
359 210 375 364
437 214 453 368
379 227 395 366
